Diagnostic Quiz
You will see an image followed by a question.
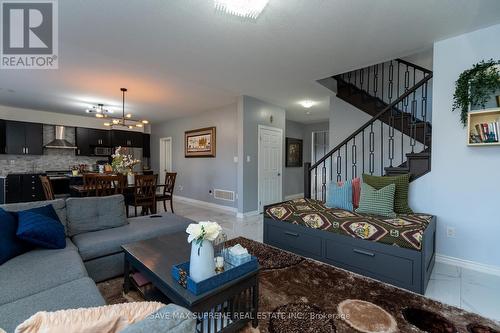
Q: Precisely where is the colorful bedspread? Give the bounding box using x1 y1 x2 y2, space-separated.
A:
264 198 433 251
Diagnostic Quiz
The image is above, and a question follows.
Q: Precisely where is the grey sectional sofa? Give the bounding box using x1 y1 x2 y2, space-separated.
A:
0 195 195 333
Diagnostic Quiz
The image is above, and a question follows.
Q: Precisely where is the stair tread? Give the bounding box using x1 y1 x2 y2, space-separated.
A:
407 151 430 158
385 166 410 172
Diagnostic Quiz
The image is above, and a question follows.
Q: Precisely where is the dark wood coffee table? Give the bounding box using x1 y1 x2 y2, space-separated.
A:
122 232 259 333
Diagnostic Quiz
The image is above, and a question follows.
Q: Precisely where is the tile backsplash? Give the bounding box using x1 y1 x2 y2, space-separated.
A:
0 125 102 176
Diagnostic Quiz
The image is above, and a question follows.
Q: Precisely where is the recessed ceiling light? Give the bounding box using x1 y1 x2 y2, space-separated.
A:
299 100 316 109
215 0 269 19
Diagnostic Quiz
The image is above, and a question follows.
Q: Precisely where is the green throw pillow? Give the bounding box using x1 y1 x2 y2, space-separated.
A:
356 183 397 218
362 173 413 214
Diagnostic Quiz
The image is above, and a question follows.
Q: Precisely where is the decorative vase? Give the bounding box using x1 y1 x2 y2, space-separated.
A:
127 172 135 185
189 240 216 282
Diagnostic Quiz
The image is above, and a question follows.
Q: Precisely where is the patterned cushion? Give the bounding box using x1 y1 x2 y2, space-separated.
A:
362 174 413 214
326 180 353 211
356 183 396 218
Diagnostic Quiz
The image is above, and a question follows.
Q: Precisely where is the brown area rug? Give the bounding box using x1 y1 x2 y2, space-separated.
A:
98 238 500 333
97 277 143 305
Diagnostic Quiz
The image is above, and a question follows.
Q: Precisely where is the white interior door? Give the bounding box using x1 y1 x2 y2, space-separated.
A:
258 125 283 212
159 137 172 185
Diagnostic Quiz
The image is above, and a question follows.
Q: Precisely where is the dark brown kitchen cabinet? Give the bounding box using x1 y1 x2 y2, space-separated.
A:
111 130 143 147
142 133 150 157
88 129 110 147
6 173 44 203
76 128 111 156
75 127 91 156
25 122 44 155
0 120 6 154
5 121 43 155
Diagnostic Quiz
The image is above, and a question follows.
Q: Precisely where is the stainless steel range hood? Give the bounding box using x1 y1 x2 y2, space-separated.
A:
44 126 77 149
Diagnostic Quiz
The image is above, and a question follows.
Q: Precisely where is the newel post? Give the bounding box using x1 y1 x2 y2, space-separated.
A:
304 162 311 199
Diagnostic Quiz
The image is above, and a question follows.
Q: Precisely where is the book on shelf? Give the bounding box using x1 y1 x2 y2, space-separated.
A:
472 120 500 143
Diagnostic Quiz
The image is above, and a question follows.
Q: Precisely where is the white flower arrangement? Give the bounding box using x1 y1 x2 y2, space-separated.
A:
186 221 222 246
111 146 141 174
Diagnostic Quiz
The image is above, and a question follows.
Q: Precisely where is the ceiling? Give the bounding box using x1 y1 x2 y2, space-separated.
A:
1 0 500 124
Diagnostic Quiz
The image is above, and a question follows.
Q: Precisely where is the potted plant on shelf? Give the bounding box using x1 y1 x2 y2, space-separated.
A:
111 146 141 184
453 59 500 126
186 221 223 282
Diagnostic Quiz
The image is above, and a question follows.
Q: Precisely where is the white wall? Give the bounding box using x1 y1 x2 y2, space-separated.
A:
238 96 286 213
402 47 434 71
150 103 238 208
411 23 500 267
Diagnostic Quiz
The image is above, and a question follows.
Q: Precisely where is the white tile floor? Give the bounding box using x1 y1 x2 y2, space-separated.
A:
169 199 500 322
426 262 500 321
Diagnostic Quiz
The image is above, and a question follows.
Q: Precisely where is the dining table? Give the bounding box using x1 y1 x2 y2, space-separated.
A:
69 180 167 216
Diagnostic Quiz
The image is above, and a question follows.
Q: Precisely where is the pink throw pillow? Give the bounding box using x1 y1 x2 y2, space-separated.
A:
352 177 361 208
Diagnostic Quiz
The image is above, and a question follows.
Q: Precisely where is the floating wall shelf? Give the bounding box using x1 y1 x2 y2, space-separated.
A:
467 107 500 146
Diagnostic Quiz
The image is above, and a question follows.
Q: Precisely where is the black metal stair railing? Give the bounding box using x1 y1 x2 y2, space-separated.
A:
305 59 432 201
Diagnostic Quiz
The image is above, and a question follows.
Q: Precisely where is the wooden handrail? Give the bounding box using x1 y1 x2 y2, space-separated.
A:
395 58 432 75
309 73 433 171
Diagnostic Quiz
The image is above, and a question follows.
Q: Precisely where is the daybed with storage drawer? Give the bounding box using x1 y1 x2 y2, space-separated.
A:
263 198 436 294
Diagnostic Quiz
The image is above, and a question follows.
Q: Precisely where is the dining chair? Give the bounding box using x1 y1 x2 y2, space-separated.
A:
128 174 157 217
83 174 98 197
155 172 177 213
39 175 55 201
95 175 122 197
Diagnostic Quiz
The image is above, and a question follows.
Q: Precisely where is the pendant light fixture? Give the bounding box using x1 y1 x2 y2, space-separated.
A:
102 88 149 128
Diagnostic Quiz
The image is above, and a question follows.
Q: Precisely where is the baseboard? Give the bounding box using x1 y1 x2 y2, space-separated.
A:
174 195 237 214
236 210 260 219
284 193 304 201
435 254 500 277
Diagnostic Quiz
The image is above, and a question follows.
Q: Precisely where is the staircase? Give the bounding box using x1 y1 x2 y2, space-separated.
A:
305 59 433 201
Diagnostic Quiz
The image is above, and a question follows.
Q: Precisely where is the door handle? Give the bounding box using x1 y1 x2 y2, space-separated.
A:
284 231 299 237
277 173 281 176
353 249 375 257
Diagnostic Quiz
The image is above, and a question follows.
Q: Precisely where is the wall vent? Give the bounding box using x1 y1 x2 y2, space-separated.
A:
214 189 235 202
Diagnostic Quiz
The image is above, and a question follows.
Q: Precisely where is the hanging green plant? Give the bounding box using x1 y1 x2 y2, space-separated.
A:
452 59 500 126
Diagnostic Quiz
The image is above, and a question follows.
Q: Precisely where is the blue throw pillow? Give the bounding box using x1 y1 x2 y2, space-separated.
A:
326 180 353 211
0 208 33 265
25 204 61 223
16 209 66 249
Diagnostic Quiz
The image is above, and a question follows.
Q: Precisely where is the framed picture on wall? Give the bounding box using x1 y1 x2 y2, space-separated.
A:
286 137 303 167
185 127 216 157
